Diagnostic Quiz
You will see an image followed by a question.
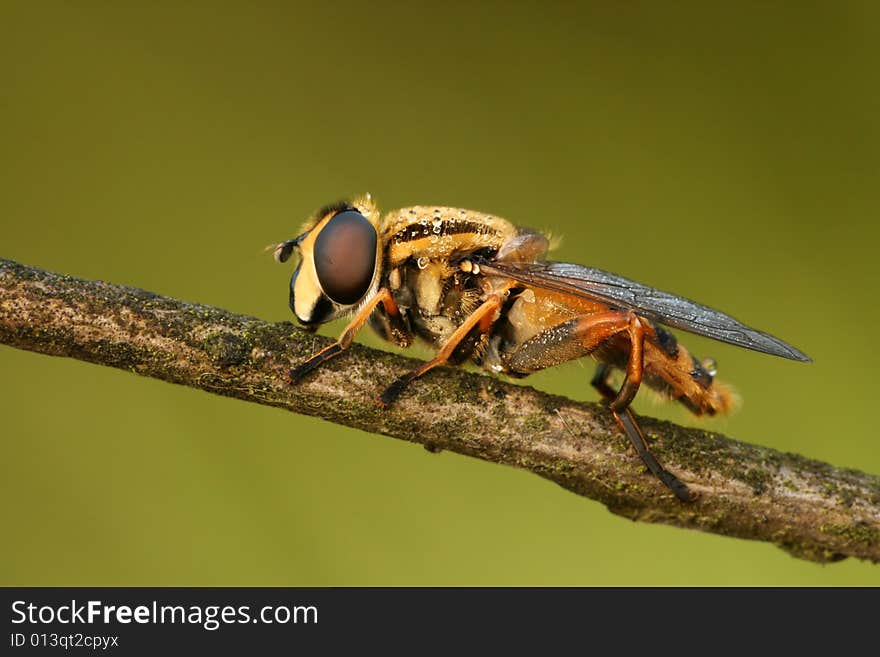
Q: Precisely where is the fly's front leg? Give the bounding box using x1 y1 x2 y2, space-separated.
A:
378 292 504 408
289 288 400 383
591 363 694 502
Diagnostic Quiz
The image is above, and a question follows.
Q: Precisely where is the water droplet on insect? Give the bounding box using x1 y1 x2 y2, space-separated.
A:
417 257 428 269
701 358 718 376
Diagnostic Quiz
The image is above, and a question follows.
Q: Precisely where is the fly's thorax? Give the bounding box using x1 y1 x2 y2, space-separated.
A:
381 206 518 268
377 206 514 346
385 255 485 348
412 261 447 316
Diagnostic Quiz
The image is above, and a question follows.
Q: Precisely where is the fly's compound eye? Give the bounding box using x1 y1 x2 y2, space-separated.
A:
313 210 378 305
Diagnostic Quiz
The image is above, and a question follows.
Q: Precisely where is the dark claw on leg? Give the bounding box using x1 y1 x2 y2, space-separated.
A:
378 372 417 408
289 344 343 384
614 409 694 503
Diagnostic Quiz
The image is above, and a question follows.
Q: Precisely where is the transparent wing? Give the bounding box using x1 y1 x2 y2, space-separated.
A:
481 260 810 362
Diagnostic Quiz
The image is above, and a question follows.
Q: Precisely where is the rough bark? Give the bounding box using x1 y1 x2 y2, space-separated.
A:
1 257 878 563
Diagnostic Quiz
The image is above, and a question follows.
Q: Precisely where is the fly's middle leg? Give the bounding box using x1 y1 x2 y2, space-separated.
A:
378 293 504 407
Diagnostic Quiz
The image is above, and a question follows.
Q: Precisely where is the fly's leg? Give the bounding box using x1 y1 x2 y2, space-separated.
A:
503 310 692 501
378 293 503 407
289 288 401 383
589 362 618 399
607 314 646 413
591 363 694 502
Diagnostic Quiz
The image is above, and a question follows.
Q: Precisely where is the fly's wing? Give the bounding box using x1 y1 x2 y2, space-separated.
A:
481 260 811 362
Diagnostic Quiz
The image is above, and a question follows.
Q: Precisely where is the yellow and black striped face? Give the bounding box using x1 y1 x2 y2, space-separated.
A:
275 196 382 327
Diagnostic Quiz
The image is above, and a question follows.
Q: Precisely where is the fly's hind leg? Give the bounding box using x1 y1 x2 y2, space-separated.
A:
591 363 694 502
504 311 692 502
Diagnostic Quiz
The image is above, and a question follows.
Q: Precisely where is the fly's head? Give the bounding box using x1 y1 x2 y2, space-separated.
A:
271 194 382 330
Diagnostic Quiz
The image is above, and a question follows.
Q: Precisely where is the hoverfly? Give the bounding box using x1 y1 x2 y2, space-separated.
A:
271 194 809 501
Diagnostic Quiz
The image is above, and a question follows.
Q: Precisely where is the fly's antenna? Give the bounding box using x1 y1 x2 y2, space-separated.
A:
265 234 305 263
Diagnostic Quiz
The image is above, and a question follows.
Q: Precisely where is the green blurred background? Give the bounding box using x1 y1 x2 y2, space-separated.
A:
2 2 878 585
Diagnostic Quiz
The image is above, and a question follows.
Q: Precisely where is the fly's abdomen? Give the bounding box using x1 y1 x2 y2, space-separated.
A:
641 328 737 416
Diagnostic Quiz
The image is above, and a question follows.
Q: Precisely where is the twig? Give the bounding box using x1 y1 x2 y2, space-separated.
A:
1 257 878 563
